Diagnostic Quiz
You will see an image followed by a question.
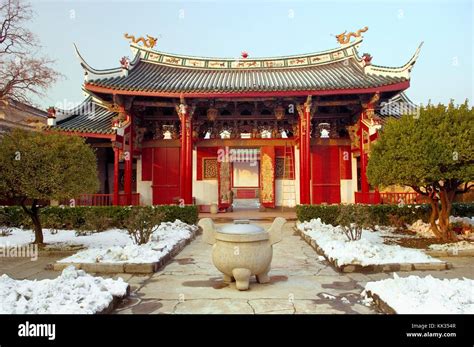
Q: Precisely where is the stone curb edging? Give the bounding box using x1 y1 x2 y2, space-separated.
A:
425 249 474 257
294 226 452 273
364 290 397 314
50 228 199 274
97 285 131 314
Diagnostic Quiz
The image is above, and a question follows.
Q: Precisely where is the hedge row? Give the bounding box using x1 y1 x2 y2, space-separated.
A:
0 205 199 230
296 203 474 226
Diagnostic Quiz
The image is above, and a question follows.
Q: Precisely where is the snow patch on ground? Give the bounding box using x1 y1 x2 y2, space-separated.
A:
340 297 350 304
58 220 197 264
297 218 440 266
0 228 131 248
321 293 336 300
429 241 474 251
407 220 436 238
0 266 128 314
450 216 474 226
360 296 374 307
363 274 474 314
407 216 474 239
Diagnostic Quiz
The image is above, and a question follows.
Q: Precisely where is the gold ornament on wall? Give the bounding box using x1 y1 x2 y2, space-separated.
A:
260 153 274 203
219 162 232 204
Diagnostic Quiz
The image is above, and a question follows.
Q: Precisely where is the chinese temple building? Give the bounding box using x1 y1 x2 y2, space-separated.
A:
51 29 422 210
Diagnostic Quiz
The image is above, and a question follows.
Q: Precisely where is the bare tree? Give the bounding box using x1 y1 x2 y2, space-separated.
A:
0 0 60 104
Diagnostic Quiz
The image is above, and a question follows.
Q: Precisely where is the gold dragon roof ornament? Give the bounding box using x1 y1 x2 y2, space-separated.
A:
124 33 158 48
336 26 368 45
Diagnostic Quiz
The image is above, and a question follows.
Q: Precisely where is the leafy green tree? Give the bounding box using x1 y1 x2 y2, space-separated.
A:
367 101 474 240
0 129 99 244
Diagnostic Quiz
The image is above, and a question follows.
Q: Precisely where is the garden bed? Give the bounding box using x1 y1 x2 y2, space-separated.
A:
297 219 451 273
0 220 199 274
53 220 199 274
363 274 474 314
0 266 129 314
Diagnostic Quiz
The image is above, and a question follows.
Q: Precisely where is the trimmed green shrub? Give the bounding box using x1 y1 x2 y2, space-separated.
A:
154 205 198 225
296 203 474 226
336 205 374 241
296 205 339 226
0 205 199 231
125 206 164 245
451 203 474 218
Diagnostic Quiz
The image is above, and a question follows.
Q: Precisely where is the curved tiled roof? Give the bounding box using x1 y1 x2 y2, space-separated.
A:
78 38 422 96
54 98 116 134
88 59 406 94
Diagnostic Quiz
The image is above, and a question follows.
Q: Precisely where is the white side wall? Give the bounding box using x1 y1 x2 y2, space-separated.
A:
192 148 218 205
340 179 354 203
194 180 219 205
275 179 297 207
351 156 358 193
136 157 152 205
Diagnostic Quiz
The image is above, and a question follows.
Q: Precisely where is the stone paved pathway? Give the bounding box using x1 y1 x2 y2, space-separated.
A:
2 221 473 314
115 222 377 314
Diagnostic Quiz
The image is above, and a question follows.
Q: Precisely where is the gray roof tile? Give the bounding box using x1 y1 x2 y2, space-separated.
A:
88 59 406 93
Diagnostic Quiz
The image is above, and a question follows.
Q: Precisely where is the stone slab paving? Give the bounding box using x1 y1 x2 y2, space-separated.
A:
2 222 474 314
114 222 378 314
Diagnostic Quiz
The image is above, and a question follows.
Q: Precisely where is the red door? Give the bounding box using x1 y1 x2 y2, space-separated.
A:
311 146 341 204
152 147 180 204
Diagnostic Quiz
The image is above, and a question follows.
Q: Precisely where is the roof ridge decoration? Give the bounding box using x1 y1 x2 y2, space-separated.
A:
128 38 363 71
77 30 423 97
335 26 369 46
123 33 158 49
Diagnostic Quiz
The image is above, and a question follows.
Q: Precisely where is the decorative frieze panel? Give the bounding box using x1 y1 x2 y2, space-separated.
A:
312 118 351 139
133 40 361 70
288 57 308 67
193 119 297 140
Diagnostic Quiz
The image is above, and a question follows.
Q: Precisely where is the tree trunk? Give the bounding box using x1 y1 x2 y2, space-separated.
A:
20 199 44 245
438 190 456 241
428 198 443 239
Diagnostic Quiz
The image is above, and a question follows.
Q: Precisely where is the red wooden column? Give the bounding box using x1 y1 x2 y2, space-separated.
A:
113 146 120 206
359 118 369 193
176 102 193 204
185 108 193 203
298 109 305 204
359 93 379 194
297 96 312 204
124 114 133 205
303 97 312 203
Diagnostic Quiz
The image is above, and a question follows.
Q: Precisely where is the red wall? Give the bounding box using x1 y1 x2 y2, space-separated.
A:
339 145 352 180
196 147 218 180
311 145 341 204
152 147 180 204
141 147 153 181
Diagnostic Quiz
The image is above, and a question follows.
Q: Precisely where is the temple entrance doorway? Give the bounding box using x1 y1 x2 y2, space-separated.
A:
232 159 260 211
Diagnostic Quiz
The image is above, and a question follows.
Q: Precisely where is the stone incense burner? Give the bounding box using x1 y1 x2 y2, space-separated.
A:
198 217 286 290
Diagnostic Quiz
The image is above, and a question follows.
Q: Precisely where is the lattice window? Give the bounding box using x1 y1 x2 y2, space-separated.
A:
202 158 218 179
